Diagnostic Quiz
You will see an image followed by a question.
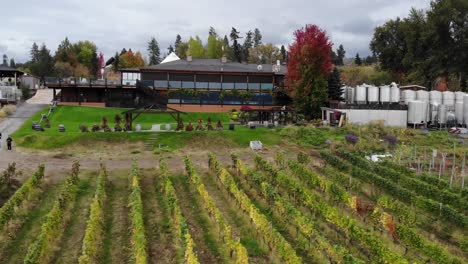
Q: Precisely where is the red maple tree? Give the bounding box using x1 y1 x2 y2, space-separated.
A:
286 24 333 89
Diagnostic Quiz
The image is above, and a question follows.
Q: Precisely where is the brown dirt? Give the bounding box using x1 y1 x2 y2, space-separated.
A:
139 170 177 264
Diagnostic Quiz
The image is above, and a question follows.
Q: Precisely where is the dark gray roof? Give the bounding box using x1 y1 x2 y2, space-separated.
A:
142 58 287 75
0 65 22 72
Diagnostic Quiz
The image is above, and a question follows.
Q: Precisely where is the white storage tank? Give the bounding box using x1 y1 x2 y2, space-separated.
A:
455 102 464 125
355 85 367 104
379 85 390 103
430 91 442 104
344 87 354 104
464 96 468 125
429 103 440 123
390 85 400 103
401 90 416 105
442 91 455 106
438 104 448 124
455 92 465 103
408 100 427 124
416 90 429 102
367 86 379 103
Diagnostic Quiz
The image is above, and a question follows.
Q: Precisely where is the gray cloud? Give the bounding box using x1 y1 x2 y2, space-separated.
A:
1 0 430 63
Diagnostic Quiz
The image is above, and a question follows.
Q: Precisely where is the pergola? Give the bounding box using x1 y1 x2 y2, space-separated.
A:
122 104 186 131
0 65 24 85
241 105 298 125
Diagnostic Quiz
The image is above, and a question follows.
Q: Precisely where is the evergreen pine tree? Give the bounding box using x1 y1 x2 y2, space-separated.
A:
167 45 174 54
330 51 339 65
2 54 8 66
120 48 127 55
113 52 120 72
9 58 15 68
230 28 242 62
337 44 345 65
242 30 253 62
355 53 362 66
174 34 182 55
30 42 39 62
328 67 343 100
147 37 161 65
208 26 217 37
280 45 287 63
55 37 72 63
253 28 262 47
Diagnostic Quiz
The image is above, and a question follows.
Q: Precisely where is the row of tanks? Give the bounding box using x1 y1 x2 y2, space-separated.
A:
341 84 467 127
406 91 467 126
342 83 400 104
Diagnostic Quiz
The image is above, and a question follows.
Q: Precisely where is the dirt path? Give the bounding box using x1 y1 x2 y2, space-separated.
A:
140 170 177 263
104 170 131 264
53 175 96 263
171 174 222 263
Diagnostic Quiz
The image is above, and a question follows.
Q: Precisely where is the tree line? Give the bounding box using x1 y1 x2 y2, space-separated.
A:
370 0 468 91
155 27 289 65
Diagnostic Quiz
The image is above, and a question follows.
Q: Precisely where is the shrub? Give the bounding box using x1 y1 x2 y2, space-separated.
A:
114 114 122 125
345 134 359 145
114 124 122 132
91 124 100 132
2 105 16 116
79 124 89 133
297 152 310 165
383 135 398 146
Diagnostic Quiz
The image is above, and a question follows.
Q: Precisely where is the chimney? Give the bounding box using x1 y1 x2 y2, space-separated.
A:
187 54 192 62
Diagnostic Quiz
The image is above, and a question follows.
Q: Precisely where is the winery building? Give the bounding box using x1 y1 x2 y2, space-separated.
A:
48 53 289 112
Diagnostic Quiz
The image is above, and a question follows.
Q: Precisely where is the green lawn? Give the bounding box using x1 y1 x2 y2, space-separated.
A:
12 105 282 150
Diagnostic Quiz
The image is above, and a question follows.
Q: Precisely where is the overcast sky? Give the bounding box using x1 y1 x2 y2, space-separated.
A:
1 0 430 63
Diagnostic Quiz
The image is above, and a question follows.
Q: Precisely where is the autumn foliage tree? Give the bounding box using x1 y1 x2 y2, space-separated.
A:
119 49 145 68
286 24 332 119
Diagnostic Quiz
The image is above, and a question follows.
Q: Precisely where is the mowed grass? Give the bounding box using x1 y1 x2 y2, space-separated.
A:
12 105 282 150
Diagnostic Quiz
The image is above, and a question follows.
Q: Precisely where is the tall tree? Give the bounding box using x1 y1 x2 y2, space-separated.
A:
187 36 205 58
336 44 346 65
280 45 287 63
147 37 161 65
208 26 217 37
174 34 182 55
206 35 223 59
257 43 280 64
9 58 15 68
286 24 332 119
31 44 54 78
2 54 8 66
328 67 343 100
229 28 242 62
242 30 253 62
90 51 99 78
55 37 74 64
97 52 104 78
30 42 40 62
119 49 145 68
330 50 339 65
354 53 362 66
370 18 406 74
176 42 189 59
113 51 120 72
167 45 174 54
253 28 262 47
